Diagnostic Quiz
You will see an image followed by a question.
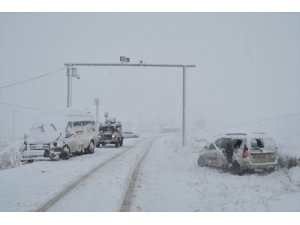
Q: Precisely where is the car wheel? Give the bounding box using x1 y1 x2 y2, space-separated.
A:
102 143 106 147
120 138 123 146
88 141 95 154
232 160 243 175
266 167 275 173
61 146 70 160
115 141 120 148
198 156 205 167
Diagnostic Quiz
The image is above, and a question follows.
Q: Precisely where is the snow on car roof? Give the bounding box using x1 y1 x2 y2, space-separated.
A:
223 132 271 140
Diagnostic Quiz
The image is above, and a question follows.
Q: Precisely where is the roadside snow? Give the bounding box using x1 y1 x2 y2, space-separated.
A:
131 135 300 211
0 139 22 170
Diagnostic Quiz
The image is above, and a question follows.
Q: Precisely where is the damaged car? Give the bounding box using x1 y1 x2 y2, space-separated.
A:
197 133 279 174
21 109 98 162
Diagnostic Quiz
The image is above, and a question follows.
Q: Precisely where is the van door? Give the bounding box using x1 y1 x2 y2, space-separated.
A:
65 122 78 153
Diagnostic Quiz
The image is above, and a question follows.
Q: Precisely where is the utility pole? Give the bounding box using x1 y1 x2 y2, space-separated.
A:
12 111 17 141
138 112 142 135
94 98 100 128
182 66 186 146
104 112 109 124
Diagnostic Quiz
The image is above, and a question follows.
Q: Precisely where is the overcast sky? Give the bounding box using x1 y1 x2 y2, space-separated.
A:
0 13 299 139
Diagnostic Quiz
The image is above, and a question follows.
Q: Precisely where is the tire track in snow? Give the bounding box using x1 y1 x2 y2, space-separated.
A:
120 137 157 212
35 137 149 212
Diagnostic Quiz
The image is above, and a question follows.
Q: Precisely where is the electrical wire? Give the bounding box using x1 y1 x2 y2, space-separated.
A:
0 102 47 111
0 67 66 90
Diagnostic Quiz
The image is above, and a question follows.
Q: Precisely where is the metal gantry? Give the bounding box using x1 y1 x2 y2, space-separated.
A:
94 98 100 128
64 62 196 146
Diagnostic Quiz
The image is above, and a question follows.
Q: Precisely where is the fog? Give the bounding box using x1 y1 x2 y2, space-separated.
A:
0 13 300 139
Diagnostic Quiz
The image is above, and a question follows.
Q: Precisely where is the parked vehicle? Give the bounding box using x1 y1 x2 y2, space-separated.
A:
123 131 139 138
197 132 279 174
21 109 98 161
97 118 123 148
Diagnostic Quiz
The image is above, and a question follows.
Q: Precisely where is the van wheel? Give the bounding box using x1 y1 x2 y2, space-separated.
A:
88 141 95 154
61 146 70 160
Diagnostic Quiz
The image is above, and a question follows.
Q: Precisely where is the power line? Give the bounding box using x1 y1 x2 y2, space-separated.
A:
0 102 47 111
0 67 65 90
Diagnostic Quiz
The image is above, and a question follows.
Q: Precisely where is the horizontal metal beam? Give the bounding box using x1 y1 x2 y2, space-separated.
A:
64 63 196 68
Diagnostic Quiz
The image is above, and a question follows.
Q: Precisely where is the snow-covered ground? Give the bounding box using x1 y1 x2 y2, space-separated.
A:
0 114 299 212
0 139 23 170
131 135 300 211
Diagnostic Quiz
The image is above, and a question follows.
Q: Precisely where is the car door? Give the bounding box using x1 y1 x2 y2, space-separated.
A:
213 138 228 167
202 141 220 167
65 122 78 153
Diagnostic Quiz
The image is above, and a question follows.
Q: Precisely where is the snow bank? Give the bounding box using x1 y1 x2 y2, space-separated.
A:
0 140 22 170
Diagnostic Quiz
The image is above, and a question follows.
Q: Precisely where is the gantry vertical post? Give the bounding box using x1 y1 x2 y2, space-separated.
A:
67 65 72 108
182 66 186 146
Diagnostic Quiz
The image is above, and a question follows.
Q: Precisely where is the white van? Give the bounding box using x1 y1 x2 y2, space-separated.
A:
22 109 99 161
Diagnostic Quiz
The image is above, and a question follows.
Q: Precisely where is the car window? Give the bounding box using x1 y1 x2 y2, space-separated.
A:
250 138 264 149
43 124 57 132
83 121 95 132
30 123 57 133
220 138 233 150
233 139 243 149
30 124 44 133
208 143 216 150
100 125 117 132
262 138 277 151
215 139 222 148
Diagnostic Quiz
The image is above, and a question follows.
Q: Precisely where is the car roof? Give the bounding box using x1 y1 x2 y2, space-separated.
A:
222 132 271 139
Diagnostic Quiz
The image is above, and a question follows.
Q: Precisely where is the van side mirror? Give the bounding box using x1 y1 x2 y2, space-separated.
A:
66 132 73 138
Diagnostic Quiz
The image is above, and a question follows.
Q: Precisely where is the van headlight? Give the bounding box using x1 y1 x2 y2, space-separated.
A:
50 142 58 148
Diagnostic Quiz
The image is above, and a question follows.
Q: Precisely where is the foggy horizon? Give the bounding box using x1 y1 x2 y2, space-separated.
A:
1 13 300 139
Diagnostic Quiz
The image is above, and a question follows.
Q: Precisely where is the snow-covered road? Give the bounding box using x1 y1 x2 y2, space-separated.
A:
0 134 300 212
0 137 146 211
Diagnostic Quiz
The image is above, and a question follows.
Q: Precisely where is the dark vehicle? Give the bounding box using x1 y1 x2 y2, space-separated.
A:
97 118 123 148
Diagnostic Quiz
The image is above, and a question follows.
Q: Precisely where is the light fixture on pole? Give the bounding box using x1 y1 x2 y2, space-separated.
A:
66 66 80 108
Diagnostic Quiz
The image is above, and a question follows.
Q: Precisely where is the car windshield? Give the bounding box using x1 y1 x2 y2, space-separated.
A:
250 137 277 151
250 138 264 149
30 123 57 133
100 126 117 132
